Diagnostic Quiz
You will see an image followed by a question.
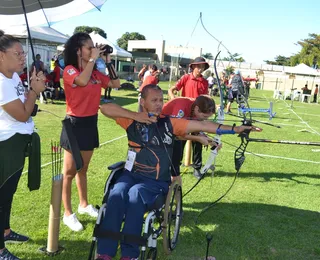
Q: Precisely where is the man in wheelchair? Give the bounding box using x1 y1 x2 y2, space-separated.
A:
95 84 261 260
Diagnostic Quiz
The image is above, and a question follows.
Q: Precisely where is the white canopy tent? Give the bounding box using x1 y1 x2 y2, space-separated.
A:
285 63 320 76
285 63 320 92
89 32 132 71
2 26 68 72
4 26 69 45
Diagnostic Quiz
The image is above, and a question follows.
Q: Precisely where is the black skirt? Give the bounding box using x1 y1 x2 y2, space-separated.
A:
60 114 99 151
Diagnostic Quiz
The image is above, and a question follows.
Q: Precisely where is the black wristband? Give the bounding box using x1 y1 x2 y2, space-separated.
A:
30 87 39 97
217 124 222 130
232 123 236 131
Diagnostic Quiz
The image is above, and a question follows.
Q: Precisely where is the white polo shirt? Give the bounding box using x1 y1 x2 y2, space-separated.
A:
0 72 34 142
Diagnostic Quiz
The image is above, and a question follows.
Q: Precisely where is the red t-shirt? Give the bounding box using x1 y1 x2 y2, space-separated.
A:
53 66 61 83
63 65 110 117
175 74 208 98
139 75 159 92
162 97 195 118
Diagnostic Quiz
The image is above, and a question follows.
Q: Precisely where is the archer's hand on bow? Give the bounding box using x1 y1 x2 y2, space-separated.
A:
235 125 262 133
133 112 158 125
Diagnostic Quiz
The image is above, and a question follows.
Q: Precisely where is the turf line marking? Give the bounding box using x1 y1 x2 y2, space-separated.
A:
297 113 320 118
225 150 320 164
249 153 320 164
99 134 127 147
22 135 127 174
288 109 320 136
262 94 270 103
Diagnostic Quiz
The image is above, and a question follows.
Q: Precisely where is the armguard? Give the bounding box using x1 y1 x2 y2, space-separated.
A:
31 104 38 117
106 62 118 80
216 128 235 135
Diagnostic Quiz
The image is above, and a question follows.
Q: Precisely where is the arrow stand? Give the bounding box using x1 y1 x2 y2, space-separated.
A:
39 142 64 256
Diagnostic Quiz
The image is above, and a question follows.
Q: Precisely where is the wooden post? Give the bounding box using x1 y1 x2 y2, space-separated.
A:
47 174 63 253
184 140 192 166
40 174 64 255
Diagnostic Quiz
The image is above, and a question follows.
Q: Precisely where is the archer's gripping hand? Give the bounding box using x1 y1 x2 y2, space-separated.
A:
235 125 262 134
134 112 158 124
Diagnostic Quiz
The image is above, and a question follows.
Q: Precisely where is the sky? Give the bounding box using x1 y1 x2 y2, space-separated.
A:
51 0 320 64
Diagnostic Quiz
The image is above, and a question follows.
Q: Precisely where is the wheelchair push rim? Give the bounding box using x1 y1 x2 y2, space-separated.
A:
162 181 182 254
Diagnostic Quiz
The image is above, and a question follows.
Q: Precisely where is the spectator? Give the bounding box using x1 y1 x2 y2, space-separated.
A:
143 64 157 82
96 57 112 101
137 64 147 87
52 60 61 99
139 70 159 92
226 70 244 113
96 84 261 260
19 67 28 82
31 54 44 72
301 84 309 102
0 30 46 259
60 32 120 232
168 57 209 99
207 73 215 89
313 84 318 103
19 67 28 88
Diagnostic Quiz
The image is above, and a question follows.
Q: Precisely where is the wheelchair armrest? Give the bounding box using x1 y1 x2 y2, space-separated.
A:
108 161 125 171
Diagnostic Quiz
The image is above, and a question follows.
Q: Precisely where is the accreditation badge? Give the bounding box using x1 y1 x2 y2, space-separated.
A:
124 150 137 171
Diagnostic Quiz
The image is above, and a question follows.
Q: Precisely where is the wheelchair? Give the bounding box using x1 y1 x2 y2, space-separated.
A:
88 161 183 260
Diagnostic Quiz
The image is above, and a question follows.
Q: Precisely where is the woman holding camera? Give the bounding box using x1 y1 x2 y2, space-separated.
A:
0 30 46 259
60 32 120 231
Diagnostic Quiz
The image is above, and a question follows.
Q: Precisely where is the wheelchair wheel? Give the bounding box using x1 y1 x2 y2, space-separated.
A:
162 181 182 254
146 248 157 260
88 239 97 260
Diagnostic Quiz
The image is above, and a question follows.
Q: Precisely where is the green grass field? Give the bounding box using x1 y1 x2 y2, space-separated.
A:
7 81 320 260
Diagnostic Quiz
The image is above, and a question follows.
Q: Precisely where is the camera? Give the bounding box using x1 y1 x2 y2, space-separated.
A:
101 44 113 55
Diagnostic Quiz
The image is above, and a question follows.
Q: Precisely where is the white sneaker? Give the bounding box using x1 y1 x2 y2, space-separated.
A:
78 204 98 218
63 213 83 232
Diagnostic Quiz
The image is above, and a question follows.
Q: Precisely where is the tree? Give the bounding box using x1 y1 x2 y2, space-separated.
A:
290 33 320 67
263 33 320 68
264 55 291 66
222 52 245 62
224 66 235 76
202 52 213 59
117 32 146 50
73 26 107 38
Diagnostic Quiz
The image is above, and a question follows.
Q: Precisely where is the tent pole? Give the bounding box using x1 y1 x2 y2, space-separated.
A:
26 37 30 89
20 0 36 63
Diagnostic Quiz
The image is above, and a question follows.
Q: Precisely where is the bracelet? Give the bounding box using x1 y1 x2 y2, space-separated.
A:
232 123 236 132
30 87 39 97
217 124 222 130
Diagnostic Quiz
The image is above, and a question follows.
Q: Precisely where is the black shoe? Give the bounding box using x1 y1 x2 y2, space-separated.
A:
4 230 29 243
0 248 20 260
193 169 203 180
